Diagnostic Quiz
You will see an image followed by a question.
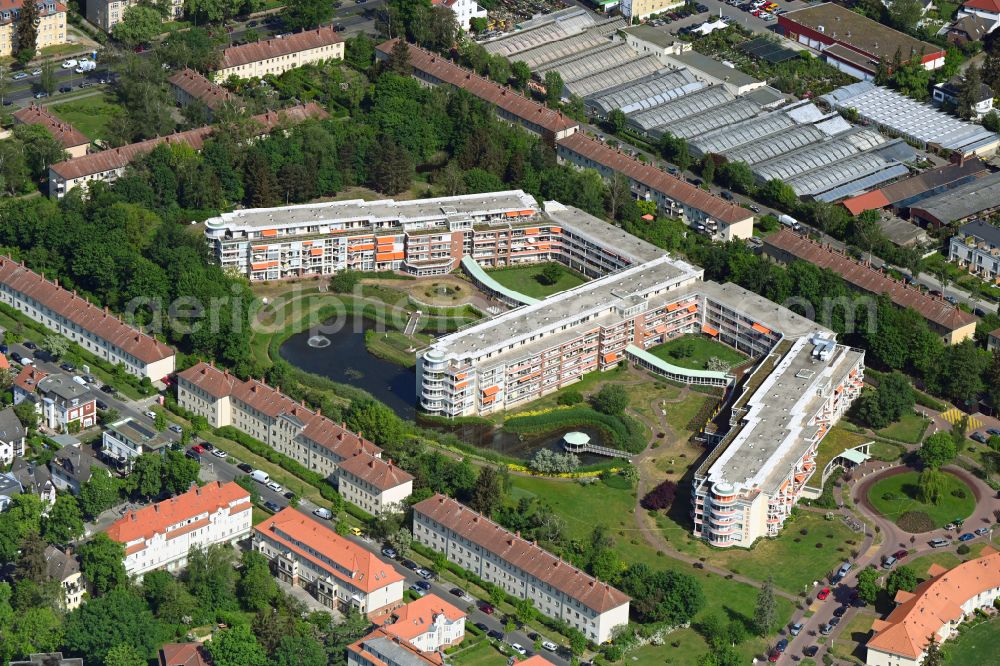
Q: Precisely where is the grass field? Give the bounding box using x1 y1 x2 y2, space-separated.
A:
450 641 507 666
508 474 796 665
49 95 125 142
944 616 1000 665
867 472 976 530
814 427 871 478
876 413 930 444
486 263 587 299
646 335 747 371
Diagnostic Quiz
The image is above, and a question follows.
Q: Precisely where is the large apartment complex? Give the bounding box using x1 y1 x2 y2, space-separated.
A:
213 27 344 81
105 481 252 577
0 0 66 57
413 494 630 643
948 219 1000 283
0 256 176 380
254 507 404 614
176 362 382 481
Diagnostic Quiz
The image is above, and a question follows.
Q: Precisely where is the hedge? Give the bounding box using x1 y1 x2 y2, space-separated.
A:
502 407 646 454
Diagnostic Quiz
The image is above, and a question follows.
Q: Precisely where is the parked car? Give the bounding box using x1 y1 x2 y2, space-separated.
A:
211 448 228 459
958 533 975 542
401 559 418 571
449 587 464 597
542 641 558 652
882 556 897 569
417 568 434 580
829 616 841 627
382 546 398 558
237 462 253 473
144 410 157 419
768 650 780 663
971 432 989 443
190 444 206 455
474 622 489 632
975 527 990 536
414 580 431 591
61 59 79 69
789 623 803 636
100 384 117 394
266 481 283 493
930 538 950 548
82 374 96 384
72 376 87 386
313 507 332 519
817 587 831 600
60 362 76 372
819 623 832 635
487 630 503 641
478 601 495 615
9 352 21 363
509 643 527 656
169 424 183 434
0 344 7 354
58 86 72 93
987 427 1000 437
96 400 109 410
944 295 959 305
833 605 848 618
408 584 426 596
12 72 29 80
263 500 281 512
803 646 818 657
23 341 36 350
721 190 734 200
893 549 909 559
774 638 788 653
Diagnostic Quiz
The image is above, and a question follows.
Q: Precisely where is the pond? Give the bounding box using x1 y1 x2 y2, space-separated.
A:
280 318 417 419
429 420 610 465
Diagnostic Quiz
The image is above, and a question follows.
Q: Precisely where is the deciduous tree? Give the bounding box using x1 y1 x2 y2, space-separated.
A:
470 466 504 517
63 587 162 662
41 493 84 546
591 384 629 416
919 432 957 470
752 577 776 636
79 534 128 596
885 565 918 598
857 566 881 604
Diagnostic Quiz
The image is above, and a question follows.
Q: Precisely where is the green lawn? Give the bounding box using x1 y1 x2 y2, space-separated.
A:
486 262 587 299
49 95 125 142
944 616 1000 665
867 471 976 530
876 413 930 444
646 335 747 371
450 642 509 666
664 391 713 435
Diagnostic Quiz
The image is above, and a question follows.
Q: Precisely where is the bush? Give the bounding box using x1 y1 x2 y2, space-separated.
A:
590 384 629 416
529 449 581 474
557 390 583 406
951 488 967 499
641 480 678 510
957 544 971 555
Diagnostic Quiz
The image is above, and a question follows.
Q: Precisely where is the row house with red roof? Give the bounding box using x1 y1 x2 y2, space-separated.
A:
176 362 385 482
105 481 252 577
212 27 344 82
0 257 176 381
254 507 404 614
412 494 630 643
336 453 414 516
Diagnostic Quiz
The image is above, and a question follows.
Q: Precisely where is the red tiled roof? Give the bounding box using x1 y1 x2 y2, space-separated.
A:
868 547 1000 658
841 190 890 216
385 593 465 642
557 132 752 226
0 0 66 22
0 257 175 365
12 104 89 150
763 230 978 332
255 508 403 593
0 354 8 369
50 103 328 181
413 494 629 613
963 0 1000 12
168 68 238 111
106 481 250 545
219 26 343 70
159 643 212 666
339 453 413 491
13 365 47 394
349 629 444 666
177 362 382 461
375 39 579 136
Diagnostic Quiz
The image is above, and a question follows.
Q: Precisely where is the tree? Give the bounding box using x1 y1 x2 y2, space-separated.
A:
919 432 957 469
183 544 238 612
557 390 583 406
759 178 798 210
13 400 38 431
957 65 983 120
591 384 629 416
112 5 164 48
388 527 412 558
470 466 504 517
79 534 128 596
14 532 48 584
513 596 538 626
63 587 163 663
511 60 531 89
888 0 924 31
752 577 777 636
272 634 327 666
79 467 122 519
983 109 1000 132
346 398 405 448
719 160 755 194
857 567 881 604
369 137 413 195
857 371 914 429
40 333 68 358
617 564 705 625
153 411 168 432
886 565 918 598
537 263 562 286
163 449 201 495
917 468 948 505
41 493 84 546
325 608 373 666
659 132 691 172
237 550 279 613
641 480 678 510
701 155 716 184
0 64 9 106
128 453 165 499
544 70 563 106
387 39 412 76
607 108 627 135
283 0 333 29
104 643 148 666
0 494 43 563
921 634 944 666
15 0 39 63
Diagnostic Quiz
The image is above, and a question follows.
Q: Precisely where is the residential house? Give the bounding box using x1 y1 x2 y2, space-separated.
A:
988 326 1000 351
957 0 1000 33
35 374 96 431
0 471 23 510
348 629 443 666
0 0 67 58
12 104 89 158
49 442 100 494
932 79 995 119
431 0 486 31
412 494 630 643
177 361 382 482
949 219 1000 282
10 458 56 506
0 257 177 380
101 417 171 473
13 365 48 406
105 481 252 577
384 594 466 652
944 14 993 44
86 0 183 32
158 643 212 666
337 453 413 515
254 507 404 615
213 27 344 82
44 545 86 610
9 654 83 666
0 405 25 466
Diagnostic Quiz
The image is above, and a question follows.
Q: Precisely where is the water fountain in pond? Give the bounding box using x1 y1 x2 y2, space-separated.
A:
307 335 331 348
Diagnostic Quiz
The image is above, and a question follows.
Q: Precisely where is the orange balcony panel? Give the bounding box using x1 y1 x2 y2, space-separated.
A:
550 227 562 234
455 381 469 390
687 304 698 313
252 245 268 251
251 261 279 270
261 229 277 238
481 386 500 397
455 373 468 380
654 324 667 334
350 243 375 252
376 235 396 244
752 323 772 335
603 352 618 363
310 248 324 256
702 325 719 336
667 303 680 311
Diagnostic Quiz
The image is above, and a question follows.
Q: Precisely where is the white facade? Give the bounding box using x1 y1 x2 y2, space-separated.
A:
435 0 487 31
101 418 169 473
957 3 1000 32
337 455 414 516
0 407 25 466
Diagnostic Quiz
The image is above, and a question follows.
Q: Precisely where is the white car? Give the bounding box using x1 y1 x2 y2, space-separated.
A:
266 481 283 493
61 59 78 69
312 507 332 519
509 643 527 656
72 376 87 386
541 641 558 652
144 410 157 419
211 448 228 459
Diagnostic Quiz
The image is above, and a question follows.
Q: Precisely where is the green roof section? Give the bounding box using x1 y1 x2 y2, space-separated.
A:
461 256 540 307
625 344 732 384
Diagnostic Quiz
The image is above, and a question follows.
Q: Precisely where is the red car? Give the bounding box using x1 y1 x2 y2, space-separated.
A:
893 549 909 560
768 651 780 662
817 587 831 601
190 444 206 455
478 601 495 615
